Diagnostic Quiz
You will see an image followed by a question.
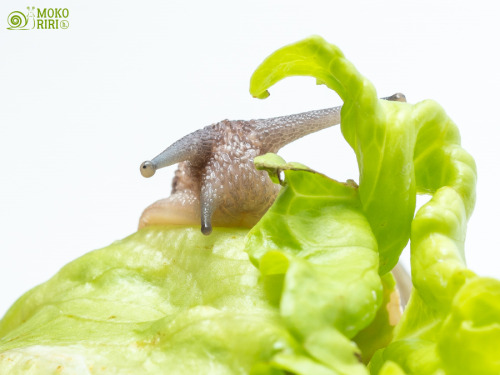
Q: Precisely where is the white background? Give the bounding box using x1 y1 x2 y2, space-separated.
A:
0 0 498 317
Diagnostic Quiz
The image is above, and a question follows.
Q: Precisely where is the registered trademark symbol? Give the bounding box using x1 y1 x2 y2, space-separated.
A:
60 20 69 29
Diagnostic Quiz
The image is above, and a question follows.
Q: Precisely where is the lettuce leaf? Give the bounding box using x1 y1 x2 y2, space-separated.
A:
247 155 382 374
249 35 500 375
0 224 391 375
0 152 401 375
0 228 305 374
250 36 416 275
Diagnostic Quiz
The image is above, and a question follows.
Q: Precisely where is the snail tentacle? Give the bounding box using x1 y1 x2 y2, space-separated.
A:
140 129 214 178
254 93 406 153
200 185 216 235
256 106 342 152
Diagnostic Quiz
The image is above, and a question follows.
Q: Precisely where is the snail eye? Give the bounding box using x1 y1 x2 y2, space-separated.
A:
140 161 156 178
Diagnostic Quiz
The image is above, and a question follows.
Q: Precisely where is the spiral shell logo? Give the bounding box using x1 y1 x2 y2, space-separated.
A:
7 7 35 30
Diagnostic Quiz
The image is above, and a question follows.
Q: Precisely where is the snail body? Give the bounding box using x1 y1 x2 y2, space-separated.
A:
139 93 406 235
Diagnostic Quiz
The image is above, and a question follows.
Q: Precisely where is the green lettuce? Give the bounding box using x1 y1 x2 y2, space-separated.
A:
1 36 499 374
247 156 382 374
249 35 499 375
0 164 394 374
0 228 303 374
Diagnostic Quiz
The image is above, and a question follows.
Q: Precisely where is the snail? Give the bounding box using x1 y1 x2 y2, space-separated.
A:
7 7 35 30
138 92 411 305
139 93 406 235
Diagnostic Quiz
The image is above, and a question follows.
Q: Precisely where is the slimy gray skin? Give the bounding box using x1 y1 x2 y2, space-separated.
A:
139 93 406 235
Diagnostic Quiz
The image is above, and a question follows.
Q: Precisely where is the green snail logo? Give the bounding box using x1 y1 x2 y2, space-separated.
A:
7 7 36 30
6 7 70 30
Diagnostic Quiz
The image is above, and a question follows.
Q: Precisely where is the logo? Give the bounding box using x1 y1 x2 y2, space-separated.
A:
7 7 69 30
